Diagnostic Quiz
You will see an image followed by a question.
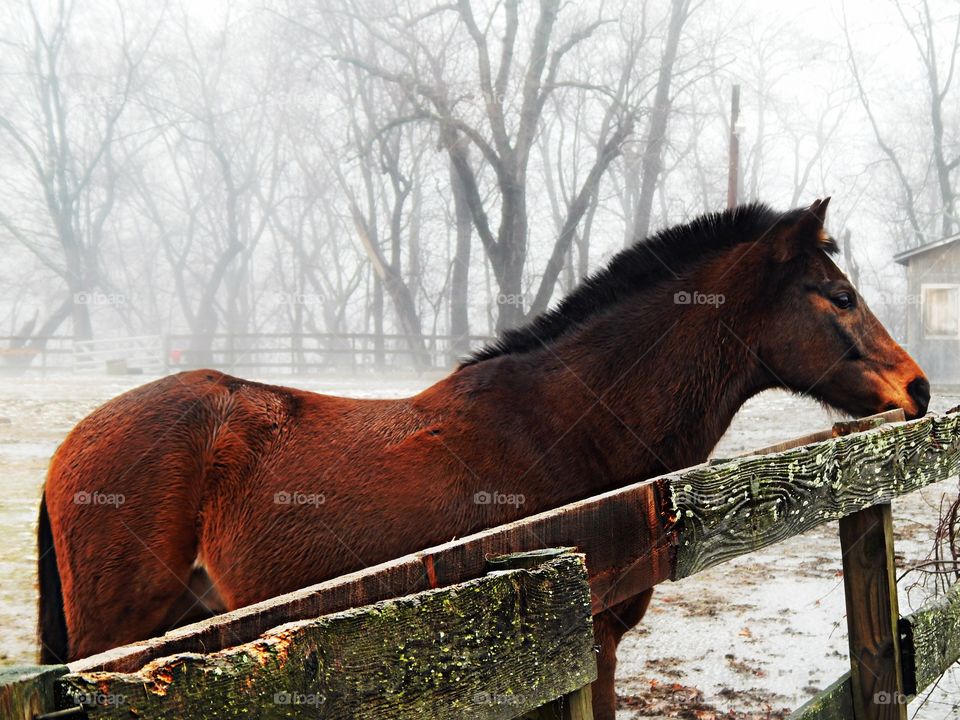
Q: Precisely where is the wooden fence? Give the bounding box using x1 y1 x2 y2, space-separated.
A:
3 409 960 718
2 549 596 720
0 336 72 375
0 333 495 374
162 332 494 373
73 336 165 374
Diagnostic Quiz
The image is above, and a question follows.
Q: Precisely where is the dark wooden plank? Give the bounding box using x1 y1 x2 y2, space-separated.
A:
60 553 596 720
671 412 960 579
899 578 960 696
733 410 905 460
520 686 593 720
69 554 432 673
0 665 68 720
838 504 906 720
788 672 852 720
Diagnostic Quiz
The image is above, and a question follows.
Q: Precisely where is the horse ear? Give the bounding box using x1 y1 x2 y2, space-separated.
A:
811 197 830 226
771 197 832 263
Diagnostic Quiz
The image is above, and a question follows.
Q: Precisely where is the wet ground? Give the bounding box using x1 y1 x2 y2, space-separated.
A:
0 374 956 718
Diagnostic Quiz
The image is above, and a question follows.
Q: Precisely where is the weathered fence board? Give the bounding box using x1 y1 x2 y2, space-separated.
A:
70 480 669 675
900 577 960 696
789 673 852 720
838 503 905 720
0 665 68 719
670 412 960 578
59 552 595 720
72 411 960 677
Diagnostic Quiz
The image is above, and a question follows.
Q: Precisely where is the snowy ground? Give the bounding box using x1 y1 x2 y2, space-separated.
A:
0 373 957 718
619 392 960 720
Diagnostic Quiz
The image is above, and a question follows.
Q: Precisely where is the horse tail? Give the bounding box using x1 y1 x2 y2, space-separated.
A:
38 492 68 664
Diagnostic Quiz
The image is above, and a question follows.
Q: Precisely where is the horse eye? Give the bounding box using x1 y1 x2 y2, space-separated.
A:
831 291 855 310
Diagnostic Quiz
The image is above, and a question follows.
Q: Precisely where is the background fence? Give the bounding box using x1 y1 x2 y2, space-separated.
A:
0 333 496 376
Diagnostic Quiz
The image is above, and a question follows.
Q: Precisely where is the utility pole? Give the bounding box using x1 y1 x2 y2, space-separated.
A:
727 85 741 209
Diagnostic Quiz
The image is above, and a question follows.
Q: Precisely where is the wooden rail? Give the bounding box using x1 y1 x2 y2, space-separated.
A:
73 335 164 374
0 333 496 373
2 550 596 720
791 577 960 720
164 332 495 372
901 578 960 696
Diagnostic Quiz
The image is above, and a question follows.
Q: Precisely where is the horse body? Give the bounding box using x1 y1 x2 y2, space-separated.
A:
45 349 687 651
40 200 930 720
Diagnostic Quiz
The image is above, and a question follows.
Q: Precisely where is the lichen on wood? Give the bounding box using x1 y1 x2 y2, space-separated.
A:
900 579 960 696
59 553 596 719
0 665 68 720
670 413 960 578
787 672 852 720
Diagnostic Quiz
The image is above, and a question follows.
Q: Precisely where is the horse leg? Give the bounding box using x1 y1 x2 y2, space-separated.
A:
591 589 654 720
44 456 207 660
59 517 201 660
157 565 227 631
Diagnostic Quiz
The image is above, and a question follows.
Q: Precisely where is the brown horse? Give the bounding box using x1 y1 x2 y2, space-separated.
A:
39 199 928 719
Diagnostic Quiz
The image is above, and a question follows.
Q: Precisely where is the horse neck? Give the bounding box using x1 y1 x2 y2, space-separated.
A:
513 279 769 494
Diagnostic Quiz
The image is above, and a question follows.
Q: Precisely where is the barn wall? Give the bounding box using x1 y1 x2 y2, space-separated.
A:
905 248 960 386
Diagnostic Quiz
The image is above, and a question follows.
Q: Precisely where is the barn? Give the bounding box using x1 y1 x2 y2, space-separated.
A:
895 234 960 386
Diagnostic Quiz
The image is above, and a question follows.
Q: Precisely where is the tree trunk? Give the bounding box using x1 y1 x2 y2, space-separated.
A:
372 275 385 370
449 155 473 362
494 187 528 332
350 202 430 370
632 0 690 242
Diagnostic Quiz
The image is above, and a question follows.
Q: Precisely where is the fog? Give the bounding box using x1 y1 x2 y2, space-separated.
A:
0 0 957 374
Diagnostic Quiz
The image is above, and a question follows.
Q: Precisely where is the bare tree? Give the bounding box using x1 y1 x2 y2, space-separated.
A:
0 0 158 342
131 7 280 366
845 0 960 244
629 0 696 243
328 0 637 330
326 21 432 369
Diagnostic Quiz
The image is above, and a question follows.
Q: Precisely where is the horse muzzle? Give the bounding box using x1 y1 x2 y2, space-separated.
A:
904 375 930 419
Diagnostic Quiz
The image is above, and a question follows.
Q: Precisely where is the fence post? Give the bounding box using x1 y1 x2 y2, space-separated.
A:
488 549 596 720
521 685 593 720
0 665 68 719
838 502 906 720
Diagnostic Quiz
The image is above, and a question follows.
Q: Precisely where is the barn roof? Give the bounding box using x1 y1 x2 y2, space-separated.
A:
894 233 960 265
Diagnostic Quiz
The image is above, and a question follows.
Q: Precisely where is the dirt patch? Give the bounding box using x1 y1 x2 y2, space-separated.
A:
619 678 790 720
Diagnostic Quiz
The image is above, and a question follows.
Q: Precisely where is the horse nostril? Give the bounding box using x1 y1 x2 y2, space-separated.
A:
906 376 931 417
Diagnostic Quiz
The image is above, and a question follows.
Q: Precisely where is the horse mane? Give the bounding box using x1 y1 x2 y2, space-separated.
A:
461 202 837 368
